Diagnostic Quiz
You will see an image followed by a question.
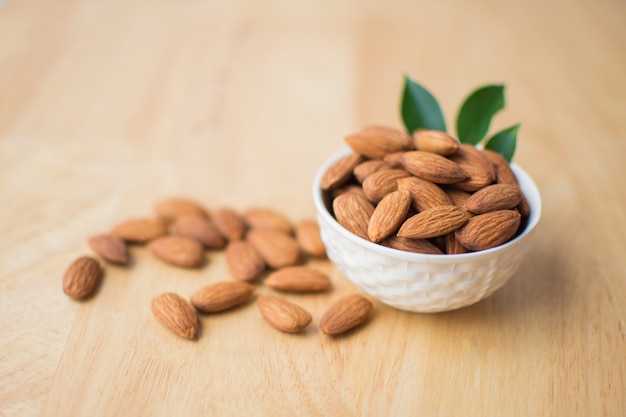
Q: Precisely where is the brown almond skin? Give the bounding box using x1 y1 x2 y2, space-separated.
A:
147 236 205 268
88 234 128 264
445 188 473 208
257 295 312 333
464 184 521 214
381 236 443 255
264 266 332 293
247 229 301 269
361 168 411 203
401 151 468 184
353 160 392 183
367 189 412 243
363 125 414 150
212 208 247 241
382 152 406 168
243 208 294 234
398 205 469 239
151 293 198 339
320 294 373 335
413 130 460 156
455 210 521 251
321 152 363 190
225 240 266 281
332 192 375 240
172 215 225 249
190 282 255 313
345 126 411 159
110 218 168 244
445 232 469 255
448 144 496 192
154 197 209 221
330 185 368 200
482 149 518 186
63 256 103 299
397 176 452 212
295 220 326 258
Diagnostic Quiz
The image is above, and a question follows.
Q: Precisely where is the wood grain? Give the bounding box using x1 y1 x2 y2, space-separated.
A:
1 0 625 416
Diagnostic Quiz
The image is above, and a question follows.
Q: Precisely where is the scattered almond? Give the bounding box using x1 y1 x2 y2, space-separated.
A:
172 215 225 249
110 217 168 244
257 295 312 333
63 256 103 299
87 234 128 264
225 240 266 281
190 282 255 313
151 293 198 339
320 152 363 190
320 294 372 335
247 229 301 269
332 193 375 240
295 220 326 258
147 236 205 268
212 208 247 241
367 189 412 243
455 210 521 251
154 197 209 221
264 266 331 293
398 205 469 239
243 208 294 234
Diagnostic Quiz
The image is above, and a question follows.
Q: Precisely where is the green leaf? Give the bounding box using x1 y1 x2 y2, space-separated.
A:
456 84 505 145
401 75 446 133
485 124 520 162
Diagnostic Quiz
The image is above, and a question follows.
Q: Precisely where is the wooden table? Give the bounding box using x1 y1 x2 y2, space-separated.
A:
1 0 625 415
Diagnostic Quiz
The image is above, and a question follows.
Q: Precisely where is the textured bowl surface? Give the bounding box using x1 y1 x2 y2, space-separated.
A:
313 148 542 313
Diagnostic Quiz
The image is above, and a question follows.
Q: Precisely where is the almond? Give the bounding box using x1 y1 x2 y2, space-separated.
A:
331 185 368 200
455 210 521 251
401 151 468 184
147 236 205 268
225 240 266 281
345 126 411 159
448 144 496 191
482 149 518 186
444 188 473 208
62 256 103 299
320 152 363 190
264 266 331 293
397 177 452 212
398 205 469 239
320 294 372 335
445 233 468 255
295 219 326 258
362 168 411 203
87 234 128 264
212 208 246 241
367 190 412 243
110 217 168 244
154 197 209 221
243 208 294 234
190 282 255 313
151 293 198 339
257 295 312 333
353 160 392 183
413 130 460 156
172 215 225 249
247 229 301 269
381 236 443 254
382 152 406 167
363 125 414 149
464 184 521 214
332 192 375 240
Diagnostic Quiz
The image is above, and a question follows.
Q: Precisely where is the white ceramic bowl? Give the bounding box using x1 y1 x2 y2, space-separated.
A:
313 148 542 313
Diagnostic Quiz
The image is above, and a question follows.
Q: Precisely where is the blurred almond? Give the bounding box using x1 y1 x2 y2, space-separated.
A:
368 190 412 243
151 293 198 339
398 205 469 239
455 210 521 251
110 217 168 244
295 219 326 258
321 152 363 190
154 197 209 221
382 152 406 167
353 160 392 183
332 192 375 240
190 282 255 313
147 236 205 268
362 168 411 203
413 130 460 156
247 229 301 269
397 176 452 212
62 256 102 299
320 294 372 335
401 151 468 184
172 215 225 249
257 295 312 333
243 208 294 234
212 208 247 241
264 266 331 293
88 234 128 264
225 240 266 281
345 126 412 159
331 185 367 200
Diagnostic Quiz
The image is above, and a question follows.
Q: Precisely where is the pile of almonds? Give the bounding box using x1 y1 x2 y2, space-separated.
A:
62 198 372 339
322 126 531 254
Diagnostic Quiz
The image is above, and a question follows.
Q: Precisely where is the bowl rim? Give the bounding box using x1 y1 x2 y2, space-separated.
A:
312 147 542 263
